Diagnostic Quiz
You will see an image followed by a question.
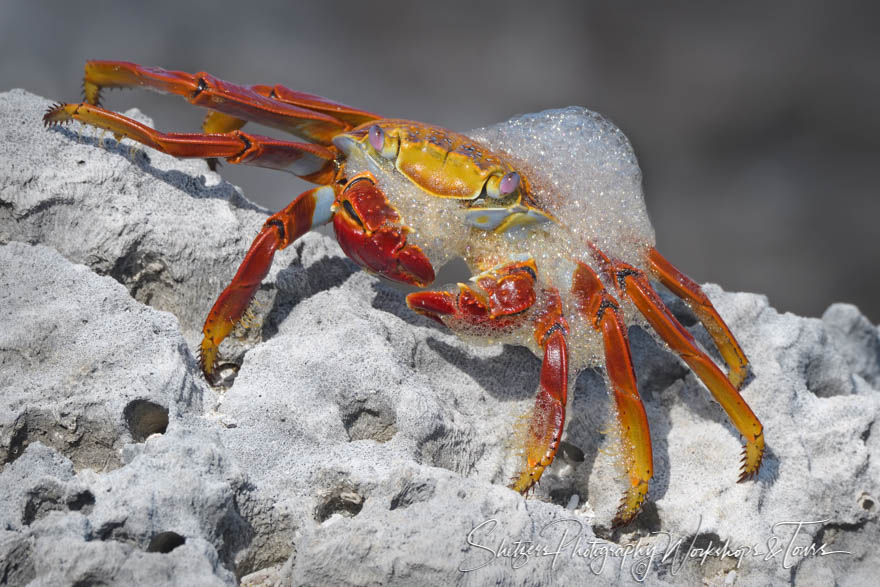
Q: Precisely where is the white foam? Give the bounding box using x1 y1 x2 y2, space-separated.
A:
466 106 654 267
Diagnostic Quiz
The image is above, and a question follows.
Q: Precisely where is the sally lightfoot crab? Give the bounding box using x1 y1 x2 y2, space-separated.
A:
43 60 764 526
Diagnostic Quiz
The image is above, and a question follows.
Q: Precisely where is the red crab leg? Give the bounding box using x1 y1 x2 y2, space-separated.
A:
199 185 336 381
81 60 379 144
648 248 750 389
510 289 570 494
571 262 653 526
594 251 764 481
405 259 538 329
43 102 336 183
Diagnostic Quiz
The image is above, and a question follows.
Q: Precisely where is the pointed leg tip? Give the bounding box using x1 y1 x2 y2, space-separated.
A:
197 344 219 386
42 102 70 127
509 467 543 496
736 436 764 483
611 481 649 528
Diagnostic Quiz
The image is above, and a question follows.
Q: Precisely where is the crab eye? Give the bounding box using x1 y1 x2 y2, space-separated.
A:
369 125 385 152
485 170 521 199
499 171 520 195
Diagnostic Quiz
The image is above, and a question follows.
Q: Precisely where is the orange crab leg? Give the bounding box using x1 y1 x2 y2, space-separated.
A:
43 103 336 182
648 248 749 389
199 185 336 380
571 262 653 526
598 255 764 481
406 260 537 329
510 289 569 493
82 60 379 144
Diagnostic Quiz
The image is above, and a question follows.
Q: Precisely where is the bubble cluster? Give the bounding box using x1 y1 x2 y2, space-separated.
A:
467 106 654 266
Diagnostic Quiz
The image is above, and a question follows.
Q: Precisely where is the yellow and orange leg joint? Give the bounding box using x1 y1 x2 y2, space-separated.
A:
510 289 570 494
606 258 764 481
572 262 653 525
42 102 337 182
199 185 336 381
80 60 378 145
648 248 750 389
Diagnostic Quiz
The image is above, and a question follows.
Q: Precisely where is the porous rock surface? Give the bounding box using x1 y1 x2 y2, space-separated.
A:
1 89 878 586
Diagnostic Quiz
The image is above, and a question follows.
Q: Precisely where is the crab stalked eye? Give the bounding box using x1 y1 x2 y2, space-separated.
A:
369 124 385 151
367 124 400 160
485 170 521 199
499 171 520 195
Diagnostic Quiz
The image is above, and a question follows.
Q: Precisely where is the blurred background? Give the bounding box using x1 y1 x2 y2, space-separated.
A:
3 0 878 321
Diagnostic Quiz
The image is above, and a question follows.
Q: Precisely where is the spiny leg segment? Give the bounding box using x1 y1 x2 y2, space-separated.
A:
510 288 570 494
80 60 378 144
647 248 750 389
593 248 764 481
199 185 336 380
42 103 337 181
571 262 653 526
407 263 571 493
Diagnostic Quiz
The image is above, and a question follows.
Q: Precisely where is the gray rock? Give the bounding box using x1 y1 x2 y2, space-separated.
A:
1 89 878 586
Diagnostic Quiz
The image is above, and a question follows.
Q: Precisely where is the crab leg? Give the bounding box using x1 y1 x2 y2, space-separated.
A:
407 266 571 493
199 185 336 380
43 103 336 183
648 248 749 389
601 256 764 481
81 60 378 144
510 289 570 494
571 262 653 526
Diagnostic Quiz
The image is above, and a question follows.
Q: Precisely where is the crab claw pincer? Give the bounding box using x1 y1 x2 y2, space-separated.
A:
333 175 435 287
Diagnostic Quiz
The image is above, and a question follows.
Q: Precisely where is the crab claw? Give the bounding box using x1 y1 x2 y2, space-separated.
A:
406 260 537 329
333 175 435 287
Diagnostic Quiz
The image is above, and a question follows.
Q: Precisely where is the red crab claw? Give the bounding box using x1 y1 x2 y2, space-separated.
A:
332 175 435 287
406 260 537 329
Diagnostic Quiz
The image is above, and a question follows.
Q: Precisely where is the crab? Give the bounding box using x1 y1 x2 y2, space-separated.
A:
43 60 764 526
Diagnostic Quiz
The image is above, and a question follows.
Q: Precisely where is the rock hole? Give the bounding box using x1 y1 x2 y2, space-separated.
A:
124 400 168 442
548 487 578 508
94 520 126 542
68 490 95 513
147 531 186 553
558 440 585 463
315 488 364 522
860 494 875 511
210 362 241 389
5 421 28 465
803 333 852 397
342 401 397 443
